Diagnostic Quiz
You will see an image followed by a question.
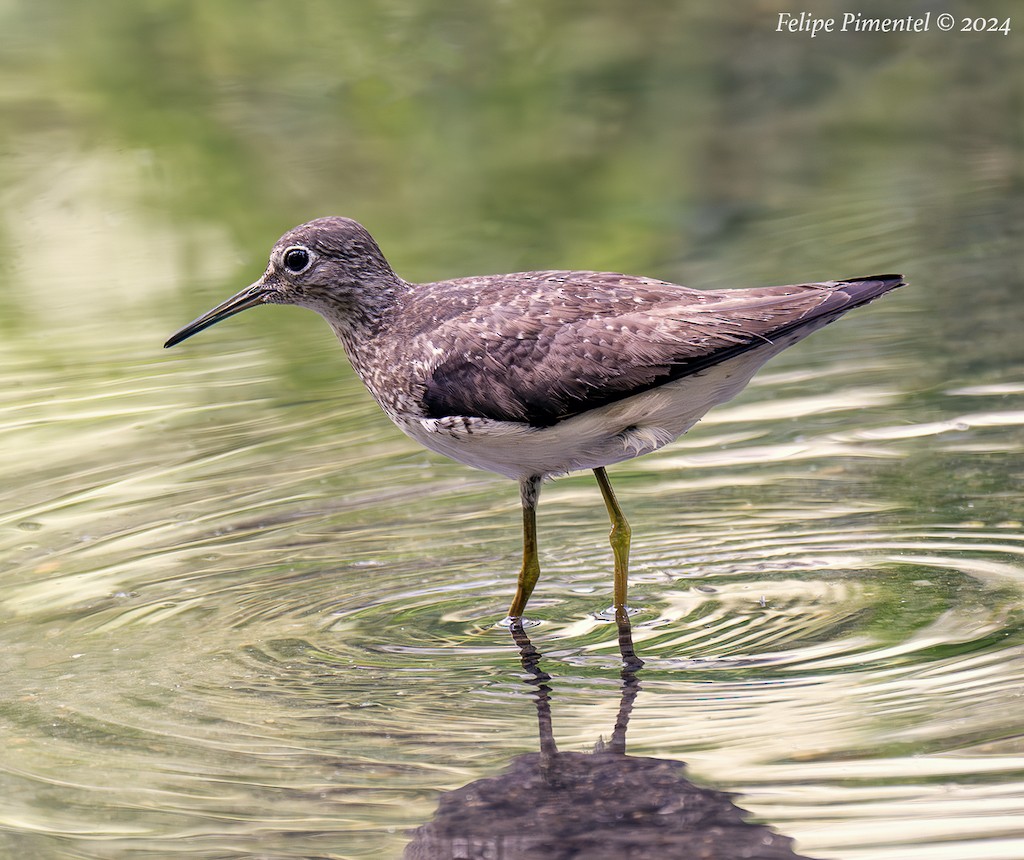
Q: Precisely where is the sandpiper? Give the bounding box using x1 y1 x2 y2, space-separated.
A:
165 217 904 623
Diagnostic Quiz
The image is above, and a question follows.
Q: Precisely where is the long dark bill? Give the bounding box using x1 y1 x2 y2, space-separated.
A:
164 282 269 348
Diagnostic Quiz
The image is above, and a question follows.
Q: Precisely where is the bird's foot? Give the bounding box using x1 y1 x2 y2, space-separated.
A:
593 605 642 621
497 615 542 630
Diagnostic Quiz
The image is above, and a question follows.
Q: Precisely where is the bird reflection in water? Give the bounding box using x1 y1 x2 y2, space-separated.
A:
405 619 815 859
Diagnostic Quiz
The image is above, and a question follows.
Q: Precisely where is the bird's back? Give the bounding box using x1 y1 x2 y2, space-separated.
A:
380 272 904 427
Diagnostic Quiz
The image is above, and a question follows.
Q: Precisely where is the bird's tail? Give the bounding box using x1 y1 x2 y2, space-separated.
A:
833 274 907 306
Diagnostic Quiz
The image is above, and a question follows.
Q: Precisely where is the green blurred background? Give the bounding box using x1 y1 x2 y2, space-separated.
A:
3 0 1020 362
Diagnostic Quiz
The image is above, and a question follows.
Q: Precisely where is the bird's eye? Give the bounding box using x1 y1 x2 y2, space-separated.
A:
283 247 312 273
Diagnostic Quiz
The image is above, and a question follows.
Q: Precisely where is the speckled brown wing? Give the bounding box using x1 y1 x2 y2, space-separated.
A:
412 272 903 426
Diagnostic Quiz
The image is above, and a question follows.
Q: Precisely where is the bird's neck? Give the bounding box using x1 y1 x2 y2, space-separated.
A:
320 277 413 389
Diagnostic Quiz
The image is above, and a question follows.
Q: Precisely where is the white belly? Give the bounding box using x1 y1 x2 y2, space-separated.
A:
392 339 800 481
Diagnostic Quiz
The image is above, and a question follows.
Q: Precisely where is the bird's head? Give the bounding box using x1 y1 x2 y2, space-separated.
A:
164 217 401 348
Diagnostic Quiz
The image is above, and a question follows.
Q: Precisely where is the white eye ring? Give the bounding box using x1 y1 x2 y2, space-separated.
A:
282 245 314 274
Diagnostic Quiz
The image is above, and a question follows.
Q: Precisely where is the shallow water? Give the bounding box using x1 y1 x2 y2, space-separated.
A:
3 3 1024 858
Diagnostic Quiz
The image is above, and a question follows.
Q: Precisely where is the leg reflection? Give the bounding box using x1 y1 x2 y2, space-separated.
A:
510 620 556 762
511 616 643 761
609 612 642 755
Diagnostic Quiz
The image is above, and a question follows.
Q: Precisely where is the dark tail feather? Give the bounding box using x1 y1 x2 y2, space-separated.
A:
834 274 907 306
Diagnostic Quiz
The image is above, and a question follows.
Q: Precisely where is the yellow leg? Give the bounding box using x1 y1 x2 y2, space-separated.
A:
508 476 542 621
594 466 631 613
